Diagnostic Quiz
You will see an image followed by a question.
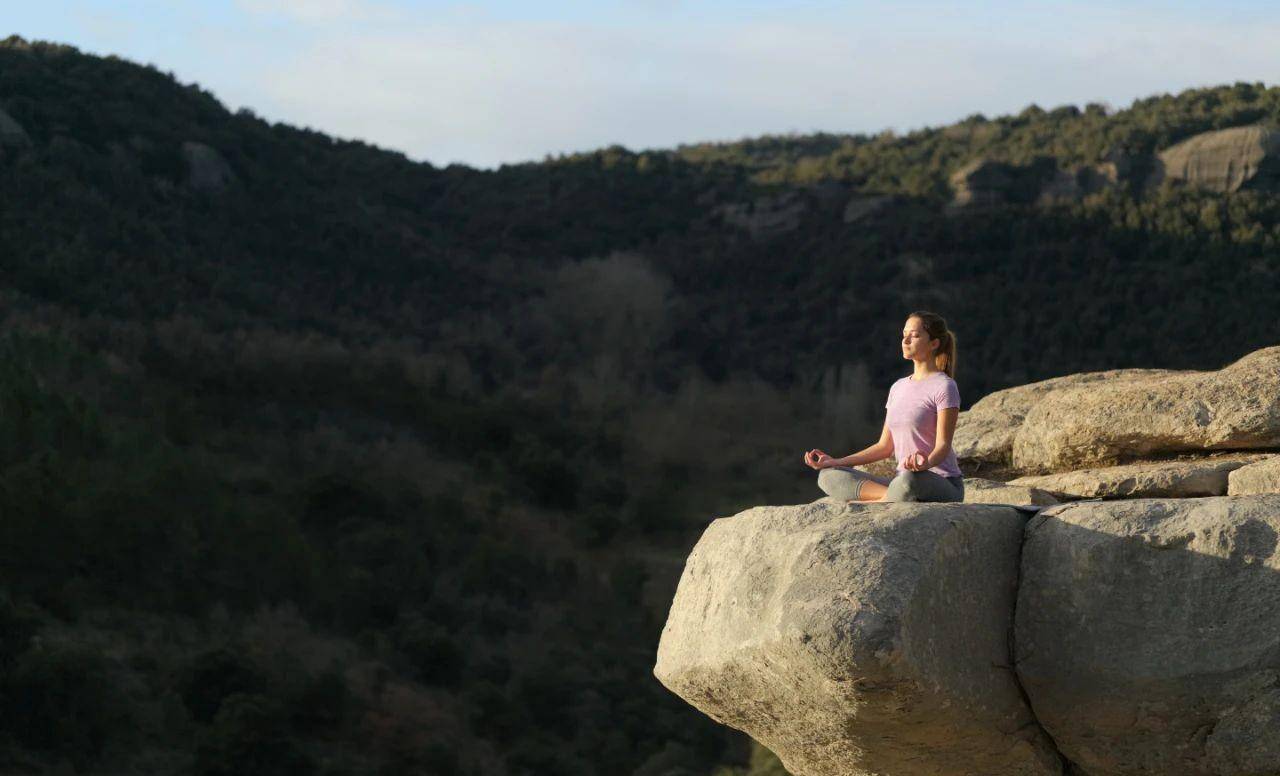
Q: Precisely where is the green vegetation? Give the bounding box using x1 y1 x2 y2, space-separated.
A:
0 34 1278 774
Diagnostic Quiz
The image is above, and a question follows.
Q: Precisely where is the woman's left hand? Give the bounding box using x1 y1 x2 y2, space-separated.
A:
902 451 928 471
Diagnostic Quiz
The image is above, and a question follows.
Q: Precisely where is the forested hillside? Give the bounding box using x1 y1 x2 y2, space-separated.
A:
1 34 1278 775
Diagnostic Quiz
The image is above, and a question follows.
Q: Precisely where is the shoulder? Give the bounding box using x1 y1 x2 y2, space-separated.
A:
933 374 961 407
885 376 907 407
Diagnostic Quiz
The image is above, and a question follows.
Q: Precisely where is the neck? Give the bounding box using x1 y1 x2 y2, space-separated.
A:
911 360 942 380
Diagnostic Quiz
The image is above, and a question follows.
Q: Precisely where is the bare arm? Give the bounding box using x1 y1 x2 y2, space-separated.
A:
924 407 959 469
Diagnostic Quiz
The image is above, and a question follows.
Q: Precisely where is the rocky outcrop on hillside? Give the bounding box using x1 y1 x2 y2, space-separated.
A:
947 157 1060 209
656 344 1280 775
1036 152 1129 205
713 191 806 238
947 124 1280 210
841 194 895 224
713 183 902 238
948 155 1123 210
1148 125 1280 193
947 158 1017 208
181 140 237 192
0 104 32 152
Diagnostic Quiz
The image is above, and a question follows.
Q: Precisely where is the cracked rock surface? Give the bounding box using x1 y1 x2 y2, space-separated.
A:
656 495 1280 775
1011 346 1280 473
1016 495 1280 776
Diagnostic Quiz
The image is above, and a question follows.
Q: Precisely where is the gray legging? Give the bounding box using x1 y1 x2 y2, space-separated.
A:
817 466 965 503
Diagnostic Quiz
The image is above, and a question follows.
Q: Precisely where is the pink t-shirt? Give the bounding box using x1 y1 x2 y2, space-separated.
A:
885 372 962 477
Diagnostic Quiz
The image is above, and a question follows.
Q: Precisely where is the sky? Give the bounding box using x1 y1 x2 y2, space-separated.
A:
8 1 1280 170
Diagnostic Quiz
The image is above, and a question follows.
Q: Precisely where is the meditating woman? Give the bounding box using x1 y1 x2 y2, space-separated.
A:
804 311 965 502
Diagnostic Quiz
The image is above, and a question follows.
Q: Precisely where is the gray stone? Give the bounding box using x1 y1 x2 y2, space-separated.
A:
954 368 1187 467
1012 346 1280 473
714 192 804 239
841 194 893 223
654 500 1063 776
0 105 32 151
1150 125 1280 193
948 158 1019 208
181 141 236 192
1008 454 1270 499
1016 495 1280 776
1229 455 1280 495
1037 162 1121 205
964 476 1060 506
948 156 1081 211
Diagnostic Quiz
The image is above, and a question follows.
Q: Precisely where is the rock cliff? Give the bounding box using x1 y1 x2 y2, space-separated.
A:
946 124 1280 210
0 104 32 154
1150 125 1280 193
655 344 1280 775
181 140 237 192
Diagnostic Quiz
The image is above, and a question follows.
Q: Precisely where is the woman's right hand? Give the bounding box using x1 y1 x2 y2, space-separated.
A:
901 451 927 471
804 449 835 469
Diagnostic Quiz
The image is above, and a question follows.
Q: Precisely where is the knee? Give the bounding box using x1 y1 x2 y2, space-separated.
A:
884 470 923 502
817 467 860 501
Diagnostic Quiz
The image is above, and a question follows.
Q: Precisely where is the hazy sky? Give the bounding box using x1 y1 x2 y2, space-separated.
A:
9 1 1280 169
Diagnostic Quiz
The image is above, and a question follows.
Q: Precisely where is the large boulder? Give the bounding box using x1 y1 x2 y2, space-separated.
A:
1008 454 1270 500
1016 495 1280 775
1151 125 1280 193
654 500 1063 776
954 368 1187 467
1012 346 1280 473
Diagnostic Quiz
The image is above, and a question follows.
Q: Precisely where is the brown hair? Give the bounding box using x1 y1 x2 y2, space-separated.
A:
907 310 958 379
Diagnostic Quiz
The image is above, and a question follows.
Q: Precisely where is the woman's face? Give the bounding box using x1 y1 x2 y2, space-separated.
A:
901 317 938 362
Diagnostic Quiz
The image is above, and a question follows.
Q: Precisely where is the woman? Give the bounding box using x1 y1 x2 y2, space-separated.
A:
804 311 965 503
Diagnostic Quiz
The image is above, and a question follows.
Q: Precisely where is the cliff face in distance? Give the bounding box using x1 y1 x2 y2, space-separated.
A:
656 345 1280 776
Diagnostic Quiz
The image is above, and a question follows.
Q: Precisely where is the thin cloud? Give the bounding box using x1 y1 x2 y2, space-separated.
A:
243 5 1280 169
33 2 1280 169
235 0 402 24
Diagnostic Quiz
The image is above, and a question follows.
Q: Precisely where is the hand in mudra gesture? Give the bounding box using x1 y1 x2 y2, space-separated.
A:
804 449 835 469
902 451 928 471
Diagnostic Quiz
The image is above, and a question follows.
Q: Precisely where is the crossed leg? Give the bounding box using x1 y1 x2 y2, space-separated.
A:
816 466 893 502
817 467 965 502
